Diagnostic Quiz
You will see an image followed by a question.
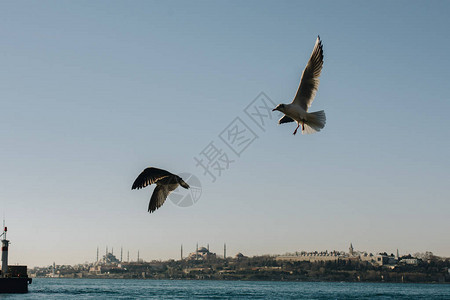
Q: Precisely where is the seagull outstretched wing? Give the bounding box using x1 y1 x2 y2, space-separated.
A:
292 36 324 111
148 185 172 213
131 167 173 190
278 115 295 124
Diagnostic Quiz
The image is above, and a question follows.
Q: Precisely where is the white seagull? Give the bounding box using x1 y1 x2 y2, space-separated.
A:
273 36 326 135
132 167 190 213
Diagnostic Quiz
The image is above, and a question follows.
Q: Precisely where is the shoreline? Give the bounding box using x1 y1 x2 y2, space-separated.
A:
31 276 450 284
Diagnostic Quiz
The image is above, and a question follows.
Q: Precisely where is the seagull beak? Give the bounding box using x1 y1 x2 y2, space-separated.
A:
272 108 277 112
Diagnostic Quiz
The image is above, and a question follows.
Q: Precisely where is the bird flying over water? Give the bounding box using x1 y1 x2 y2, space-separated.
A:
273 36 326 135
132 167 190 213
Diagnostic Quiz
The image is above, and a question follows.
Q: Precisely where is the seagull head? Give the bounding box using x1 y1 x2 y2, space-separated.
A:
272 104 286 113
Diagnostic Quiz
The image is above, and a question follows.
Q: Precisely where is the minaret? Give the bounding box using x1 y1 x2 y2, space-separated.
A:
1 225 9 278
106 246 108 255
120 247 123 262
396 249 399 259
196 243 198 260
207 243 209 252
137 250 140 263
224 243 226 259
181 244 183 260
127 250 129 262
96 246 99 262
349 243 354 256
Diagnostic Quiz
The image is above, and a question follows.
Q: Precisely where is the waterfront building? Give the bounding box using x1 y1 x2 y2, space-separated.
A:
188 246 216 260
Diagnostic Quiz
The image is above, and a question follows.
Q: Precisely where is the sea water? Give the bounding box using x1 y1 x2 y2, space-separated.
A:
4 278 450 299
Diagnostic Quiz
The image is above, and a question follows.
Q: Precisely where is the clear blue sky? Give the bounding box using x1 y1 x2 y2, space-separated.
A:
1 1 449 267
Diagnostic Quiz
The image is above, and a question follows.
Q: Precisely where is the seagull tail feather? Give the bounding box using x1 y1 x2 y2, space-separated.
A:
303 110 326 134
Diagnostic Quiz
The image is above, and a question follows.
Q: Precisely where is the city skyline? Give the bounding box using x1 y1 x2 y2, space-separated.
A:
2 1 450 267
29 243 447 284
41 242 442 268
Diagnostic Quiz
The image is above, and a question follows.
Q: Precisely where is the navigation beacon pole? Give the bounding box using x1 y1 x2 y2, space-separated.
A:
1 225 9 278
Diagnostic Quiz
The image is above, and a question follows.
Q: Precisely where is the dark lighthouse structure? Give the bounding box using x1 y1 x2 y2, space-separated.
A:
0 224 32 293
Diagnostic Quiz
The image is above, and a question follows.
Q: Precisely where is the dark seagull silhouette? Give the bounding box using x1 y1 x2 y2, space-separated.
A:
132 167 190 213
273 36 326 135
